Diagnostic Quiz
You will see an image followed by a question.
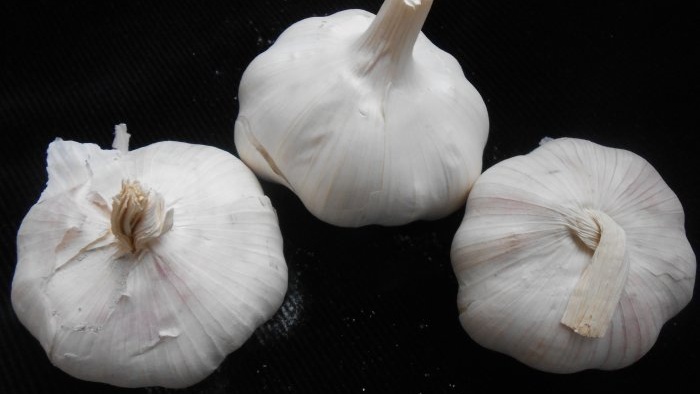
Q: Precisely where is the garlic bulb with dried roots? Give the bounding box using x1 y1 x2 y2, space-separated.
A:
450 137 695 373
234 0 488 227
11 125 288 388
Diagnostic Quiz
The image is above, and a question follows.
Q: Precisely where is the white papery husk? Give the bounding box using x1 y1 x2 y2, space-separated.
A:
234 0 488 227
11 125 288 388
450 137 695 373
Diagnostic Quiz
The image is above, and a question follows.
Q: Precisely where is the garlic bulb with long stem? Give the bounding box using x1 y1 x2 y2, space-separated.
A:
11 125 288 388
234 0 489 227
450 137 695 373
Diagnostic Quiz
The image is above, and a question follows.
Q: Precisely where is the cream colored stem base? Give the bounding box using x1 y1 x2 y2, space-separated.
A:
562 209 629 338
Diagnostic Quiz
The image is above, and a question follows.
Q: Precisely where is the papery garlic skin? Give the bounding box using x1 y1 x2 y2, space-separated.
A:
12 125 288 388
450 137 695 373
235 0 488 227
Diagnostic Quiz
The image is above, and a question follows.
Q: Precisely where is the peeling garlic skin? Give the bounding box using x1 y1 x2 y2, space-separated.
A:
11 126 288 388
235 0 489 227
450 138 695 373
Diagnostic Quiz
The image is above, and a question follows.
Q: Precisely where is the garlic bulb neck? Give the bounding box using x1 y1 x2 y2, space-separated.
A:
568 208 602 250
562 209 629 338
111 180 174 254
352 0 433 81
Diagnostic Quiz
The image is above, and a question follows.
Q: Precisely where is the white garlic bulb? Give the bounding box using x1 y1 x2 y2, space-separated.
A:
11 125 288 388
450 137 695 373
234 0 488 227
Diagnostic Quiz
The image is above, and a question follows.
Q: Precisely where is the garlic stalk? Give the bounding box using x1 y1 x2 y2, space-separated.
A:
235 0 489 227
450 137 695 373
110 180 174 255
11 125 288 388
561 209 628 338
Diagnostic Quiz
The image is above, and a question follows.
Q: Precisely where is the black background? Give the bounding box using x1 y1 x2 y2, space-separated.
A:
1 0 699 393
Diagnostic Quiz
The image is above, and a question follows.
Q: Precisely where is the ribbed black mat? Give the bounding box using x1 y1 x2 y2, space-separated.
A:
1 1 698 393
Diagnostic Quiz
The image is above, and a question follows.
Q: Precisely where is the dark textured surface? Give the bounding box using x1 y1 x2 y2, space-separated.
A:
1 0 698 393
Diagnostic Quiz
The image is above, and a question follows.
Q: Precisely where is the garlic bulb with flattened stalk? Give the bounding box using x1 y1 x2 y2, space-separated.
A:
234 0 489 227
450 137 695 373
11 124 288 388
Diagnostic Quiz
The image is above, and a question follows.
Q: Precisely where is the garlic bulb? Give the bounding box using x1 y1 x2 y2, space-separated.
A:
11 125 288 388
234 0 489 227
450 137 695 373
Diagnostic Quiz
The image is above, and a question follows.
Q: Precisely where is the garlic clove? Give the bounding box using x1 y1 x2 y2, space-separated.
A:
450 137 695 373
12 125 287 388
235 0 488 227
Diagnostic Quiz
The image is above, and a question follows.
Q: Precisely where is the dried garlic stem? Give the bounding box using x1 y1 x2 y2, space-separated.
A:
111 180 173 254
562 209 629 338
353 0 433 80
